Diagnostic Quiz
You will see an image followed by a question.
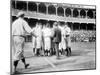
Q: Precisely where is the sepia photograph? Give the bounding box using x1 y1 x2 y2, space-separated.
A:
11 0 96 74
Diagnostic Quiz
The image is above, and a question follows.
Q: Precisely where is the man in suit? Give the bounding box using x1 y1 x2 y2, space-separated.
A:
58 22 64 55
52 22 62 59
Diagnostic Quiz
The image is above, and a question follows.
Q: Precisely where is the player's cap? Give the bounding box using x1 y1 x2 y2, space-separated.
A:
17 11 25 17
46 22 50 27
57 21 60 25
53 22 58 26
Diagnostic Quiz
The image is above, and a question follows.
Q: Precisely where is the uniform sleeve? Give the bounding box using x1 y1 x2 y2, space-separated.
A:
12 21 16 35
31 28 35 32
12 23 14 35
68 28 71 33
52 28 55 37
42 29 44 37
23 20 32 34
67 27 71 35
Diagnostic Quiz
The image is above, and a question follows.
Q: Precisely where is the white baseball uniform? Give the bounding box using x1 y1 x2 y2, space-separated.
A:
32 27 37 49
35 26 43 49
12 18 32 61
43 27 52 50
62 26 71 49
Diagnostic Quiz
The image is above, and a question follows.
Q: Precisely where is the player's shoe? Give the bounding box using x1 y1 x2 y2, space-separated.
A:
25 64 29 69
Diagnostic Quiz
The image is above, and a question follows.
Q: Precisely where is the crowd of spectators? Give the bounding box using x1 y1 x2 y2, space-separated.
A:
70 30 96 42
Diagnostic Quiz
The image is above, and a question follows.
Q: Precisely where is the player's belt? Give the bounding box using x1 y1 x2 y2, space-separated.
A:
13 35 25 37
66 35 69 37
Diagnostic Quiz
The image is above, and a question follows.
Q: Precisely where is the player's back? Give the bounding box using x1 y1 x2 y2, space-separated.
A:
43 27 52 37
12 18 25 36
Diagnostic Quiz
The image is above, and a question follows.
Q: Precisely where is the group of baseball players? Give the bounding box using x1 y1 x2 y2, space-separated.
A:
12 11 71 73
32 20 71 57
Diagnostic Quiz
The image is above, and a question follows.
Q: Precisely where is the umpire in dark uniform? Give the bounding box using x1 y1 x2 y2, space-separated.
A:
52 22 62 59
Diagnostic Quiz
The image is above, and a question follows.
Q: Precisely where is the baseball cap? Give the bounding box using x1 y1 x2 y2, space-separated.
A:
17 11 25 17
53 22 58 26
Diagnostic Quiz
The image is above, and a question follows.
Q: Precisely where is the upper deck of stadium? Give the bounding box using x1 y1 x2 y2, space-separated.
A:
11 0 96 31
12 0 96 23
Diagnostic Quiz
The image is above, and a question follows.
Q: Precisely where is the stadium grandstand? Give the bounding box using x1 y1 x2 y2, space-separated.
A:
11 0 96 42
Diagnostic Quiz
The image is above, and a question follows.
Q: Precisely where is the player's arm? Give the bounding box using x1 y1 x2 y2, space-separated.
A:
51 28 55 37
68 28 71 35
31 28 37 38
12 22 16 35
23 21 36 37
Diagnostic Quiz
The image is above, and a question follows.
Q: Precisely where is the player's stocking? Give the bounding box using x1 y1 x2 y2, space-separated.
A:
21 58 29 69
14 60 19 71
33 48 35 53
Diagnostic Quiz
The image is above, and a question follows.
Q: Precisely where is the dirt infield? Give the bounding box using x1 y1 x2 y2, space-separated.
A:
12 42 96 73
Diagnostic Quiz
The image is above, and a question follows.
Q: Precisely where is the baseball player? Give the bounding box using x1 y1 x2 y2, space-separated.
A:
32 23 38 56
63 23 71 56
35 22 43 56
41 24 46 56
12 12 35 73
42 22 52 56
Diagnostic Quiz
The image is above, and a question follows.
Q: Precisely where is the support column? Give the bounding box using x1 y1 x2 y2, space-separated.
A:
79 23 80 30
71 22 73 30
93 11 96 19
94 24 96 30
85 10 88 19
71 8 73 17
46 4 48 14
86 23 88 31
78 10 80 18
15 0 17 9
64 8 66 17
27 1 28 12
37 3 39 13
56 7 58 16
